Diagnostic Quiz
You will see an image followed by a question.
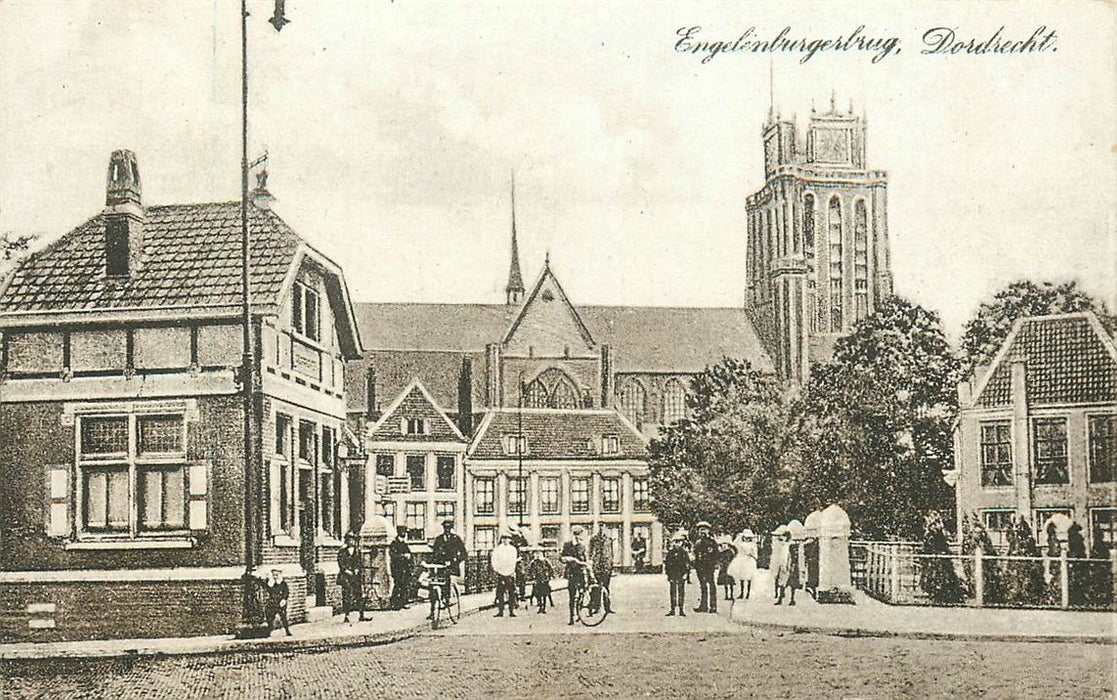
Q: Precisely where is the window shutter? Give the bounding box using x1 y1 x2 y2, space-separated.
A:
46 465 70 537
269 459 281 535
188 462 208 530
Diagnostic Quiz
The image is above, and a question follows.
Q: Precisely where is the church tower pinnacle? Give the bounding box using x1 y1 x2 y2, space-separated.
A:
505 172 525 305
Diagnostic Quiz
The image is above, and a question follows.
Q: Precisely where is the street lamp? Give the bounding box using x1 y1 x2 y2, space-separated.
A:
238 0 288 639
517 372 525 530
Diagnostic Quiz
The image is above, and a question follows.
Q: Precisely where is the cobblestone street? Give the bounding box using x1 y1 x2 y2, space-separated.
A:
2 576 1112 699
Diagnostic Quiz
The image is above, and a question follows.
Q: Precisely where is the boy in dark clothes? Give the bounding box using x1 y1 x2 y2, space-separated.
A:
664 531 691 616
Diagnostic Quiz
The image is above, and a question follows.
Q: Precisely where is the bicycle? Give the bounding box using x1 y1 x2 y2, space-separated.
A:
573 564 610 627
421 562 462 630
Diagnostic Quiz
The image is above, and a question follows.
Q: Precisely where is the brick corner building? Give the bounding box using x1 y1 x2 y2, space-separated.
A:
0 151 363 641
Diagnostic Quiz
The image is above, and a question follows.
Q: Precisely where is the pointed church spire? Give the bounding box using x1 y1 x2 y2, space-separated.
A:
506 171 525 305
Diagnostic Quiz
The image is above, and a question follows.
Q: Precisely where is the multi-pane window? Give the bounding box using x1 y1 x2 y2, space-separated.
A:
406 455 426 491
404 502 426 540
540 476 561 514
982 509 1014 550
571 477 590 514
619 380 647 425
375 454 395 477
474 526 495 552
662 380 687 425
980 422 1012 487
275 414 291 456
404 417 428 436
508 477 527 516
540 525 561 548
436 455 456 490
380 501 396 525
601 477 621 514
1089 415 1117 483
321 427 335 468
474 477 495 515
1090 508 1116 551
1032 418 1068 485
504 435 528 456
79 413 188 535
292 280 320 342
435 501 455 522
601 435 619 455
633 478 650 512
298 421 315 462
319 470 334 534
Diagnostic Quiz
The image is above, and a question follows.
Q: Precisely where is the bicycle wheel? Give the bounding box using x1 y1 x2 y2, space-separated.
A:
577 584 608 627
446 584 462 624
430 587 443 630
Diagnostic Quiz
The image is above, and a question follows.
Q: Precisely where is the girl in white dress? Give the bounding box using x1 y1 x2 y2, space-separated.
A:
726 529 758 599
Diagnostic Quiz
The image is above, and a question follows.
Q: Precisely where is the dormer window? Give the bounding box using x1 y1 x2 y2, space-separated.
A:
504 435 528 456
403 417 428 436
292 280 320 342
602 435 620 455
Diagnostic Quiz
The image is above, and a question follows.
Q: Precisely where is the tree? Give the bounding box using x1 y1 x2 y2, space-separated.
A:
961 280 1116 371
1 231 34 262
648 358 802 535
800 296 960 539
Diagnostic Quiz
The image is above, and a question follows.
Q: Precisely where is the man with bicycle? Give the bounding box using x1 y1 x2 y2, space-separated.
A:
560 524 589 626
427 518 467 621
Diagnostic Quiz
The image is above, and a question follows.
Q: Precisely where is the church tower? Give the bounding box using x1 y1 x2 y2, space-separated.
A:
506 173 525 306
745 94 893 383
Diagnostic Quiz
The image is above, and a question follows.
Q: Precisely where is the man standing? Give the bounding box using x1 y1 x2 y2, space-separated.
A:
588 523 615 613
337 533 367 623
692 520 719 613
632 533 648 574
491 530 519 617
429 519 467 621
388 527 413 610
664 531 691 616
264 568 292 636
560 525 589 626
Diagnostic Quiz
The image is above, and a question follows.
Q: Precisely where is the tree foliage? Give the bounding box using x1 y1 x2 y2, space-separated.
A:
961 280 1116 372
648 358 801 534
1 231 34 262
800 296 960 539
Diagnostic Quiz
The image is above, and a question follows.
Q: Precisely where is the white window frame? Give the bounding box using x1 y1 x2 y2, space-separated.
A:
73 409 203 541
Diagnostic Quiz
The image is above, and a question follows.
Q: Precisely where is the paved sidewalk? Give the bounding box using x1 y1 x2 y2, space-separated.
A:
727 570 1116 644
0 584 527 661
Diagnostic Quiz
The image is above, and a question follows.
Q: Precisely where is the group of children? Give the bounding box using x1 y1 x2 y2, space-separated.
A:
491 529 557 616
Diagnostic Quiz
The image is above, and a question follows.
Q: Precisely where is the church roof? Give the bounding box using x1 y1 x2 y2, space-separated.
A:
352 302 772 375
973 312 1117 408
468 409 648 461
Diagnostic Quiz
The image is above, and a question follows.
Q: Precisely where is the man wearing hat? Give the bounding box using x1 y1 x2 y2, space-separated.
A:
560 525 589 625
664 530 691 616
429 519 468 620
691 520 719 613
337 532 367 623
491 530 519 617
388 527 413 610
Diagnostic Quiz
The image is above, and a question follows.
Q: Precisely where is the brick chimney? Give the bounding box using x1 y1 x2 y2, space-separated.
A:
104 149 145 277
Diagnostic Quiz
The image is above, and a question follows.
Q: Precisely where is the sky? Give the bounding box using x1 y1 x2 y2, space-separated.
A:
1 0 1114 340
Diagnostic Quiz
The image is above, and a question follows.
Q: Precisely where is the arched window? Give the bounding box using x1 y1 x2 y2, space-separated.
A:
828 196 843 332
662 379 687 425
522 368 580 409
854 199 869 321
618 379 647 425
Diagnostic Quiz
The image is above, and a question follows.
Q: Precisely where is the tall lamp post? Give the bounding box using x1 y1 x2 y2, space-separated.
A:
238 0 288 638
517 373 525 530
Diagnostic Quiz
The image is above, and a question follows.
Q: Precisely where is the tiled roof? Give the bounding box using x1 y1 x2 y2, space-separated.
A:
368 381 465 443
976 313 1117 408
353 303 772 374
0 203 299 314
346 349 485 416
468 409 648 461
